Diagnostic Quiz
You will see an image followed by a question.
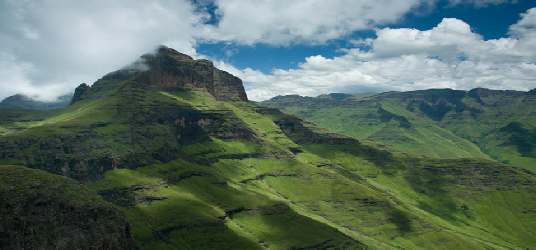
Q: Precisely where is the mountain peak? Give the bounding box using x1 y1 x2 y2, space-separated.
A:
151 45 194 61
1 93 71 110
71 83 90 104
2 94 32 102
137 47 247 101
73 46 248 104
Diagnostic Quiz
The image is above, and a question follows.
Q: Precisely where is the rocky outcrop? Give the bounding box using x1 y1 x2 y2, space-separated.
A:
0 165 135 249
258 107 396 167
137 46 247 101
72 46 248 104
271 113 357 145
71 83 90 104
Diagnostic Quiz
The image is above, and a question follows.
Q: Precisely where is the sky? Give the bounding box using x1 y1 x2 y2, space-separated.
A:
0 0 535 101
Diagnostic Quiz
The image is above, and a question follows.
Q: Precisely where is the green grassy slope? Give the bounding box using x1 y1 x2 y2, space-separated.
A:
262 93 489 160
1 45 535 249
0 165 134 249
262 89 536 172
439 89 536 171
2 85 535 249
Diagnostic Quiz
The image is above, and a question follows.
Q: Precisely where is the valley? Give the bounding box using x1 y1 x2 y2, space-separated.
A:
262 89 536 173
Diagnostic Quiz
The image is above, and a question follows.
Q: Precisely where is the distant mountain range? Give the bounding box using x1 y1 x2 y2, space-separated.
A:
0 93 72 110
1 47 536 249
262 88 536 173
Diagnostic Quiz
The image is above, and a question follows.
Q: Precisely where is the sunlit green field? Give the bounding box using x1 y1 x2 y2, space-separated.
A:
2 88 536 249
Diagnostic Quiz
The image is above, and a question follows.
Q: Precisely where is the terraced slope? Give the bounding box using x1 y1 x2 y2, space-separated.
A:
262 89 536 172
1 49 535 249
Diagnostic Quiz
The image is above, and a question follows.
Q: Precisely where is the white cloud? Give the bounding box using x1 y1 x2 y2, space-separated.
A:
200 0 424 45
0 0 429 101
230 9 536 101
1 1 534 102
0 0 202 101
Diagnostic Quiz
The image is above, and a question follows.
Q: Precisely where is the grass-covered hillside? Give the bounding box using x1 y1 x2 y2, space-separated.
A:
0 165 134 249
262 89 536 172
1 48 536 249
2 86 536 249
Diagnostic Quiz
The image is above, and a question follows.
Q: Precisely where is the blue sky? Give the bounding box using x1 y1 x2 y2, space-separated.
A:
1 0 536 101
198 0 536 73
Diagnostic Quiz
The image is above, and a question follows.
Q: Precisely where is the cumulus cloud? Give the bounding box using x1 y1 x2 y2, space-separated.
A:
0 1 534 102
0 0 202 101
200 0 424 45
0 0 428 101
228 9 536 101
0 52 67 100
0 0 429 101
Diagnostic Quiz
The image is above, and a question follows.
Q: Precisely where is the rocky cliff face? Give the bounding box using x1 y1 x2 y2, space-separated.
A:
70 83 90 104
138 46 248 101
73 46 248 103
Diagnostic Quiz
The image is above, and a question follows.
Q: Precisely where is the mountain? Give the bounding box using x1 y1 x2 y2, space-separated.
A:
262 88 536 172
70 46 247 105
1 47 536 249
0 94 72 110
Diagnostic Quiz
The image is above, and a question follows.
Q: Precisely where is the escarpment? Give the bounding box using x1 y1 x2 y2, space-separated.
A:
72 46 248 103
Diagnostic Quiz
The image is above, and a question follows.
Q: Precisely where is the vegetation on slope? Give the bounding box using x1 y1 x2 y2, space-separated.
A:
3 85 534 248
1 48 535 249
262 89 536 171
0 165 134 249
